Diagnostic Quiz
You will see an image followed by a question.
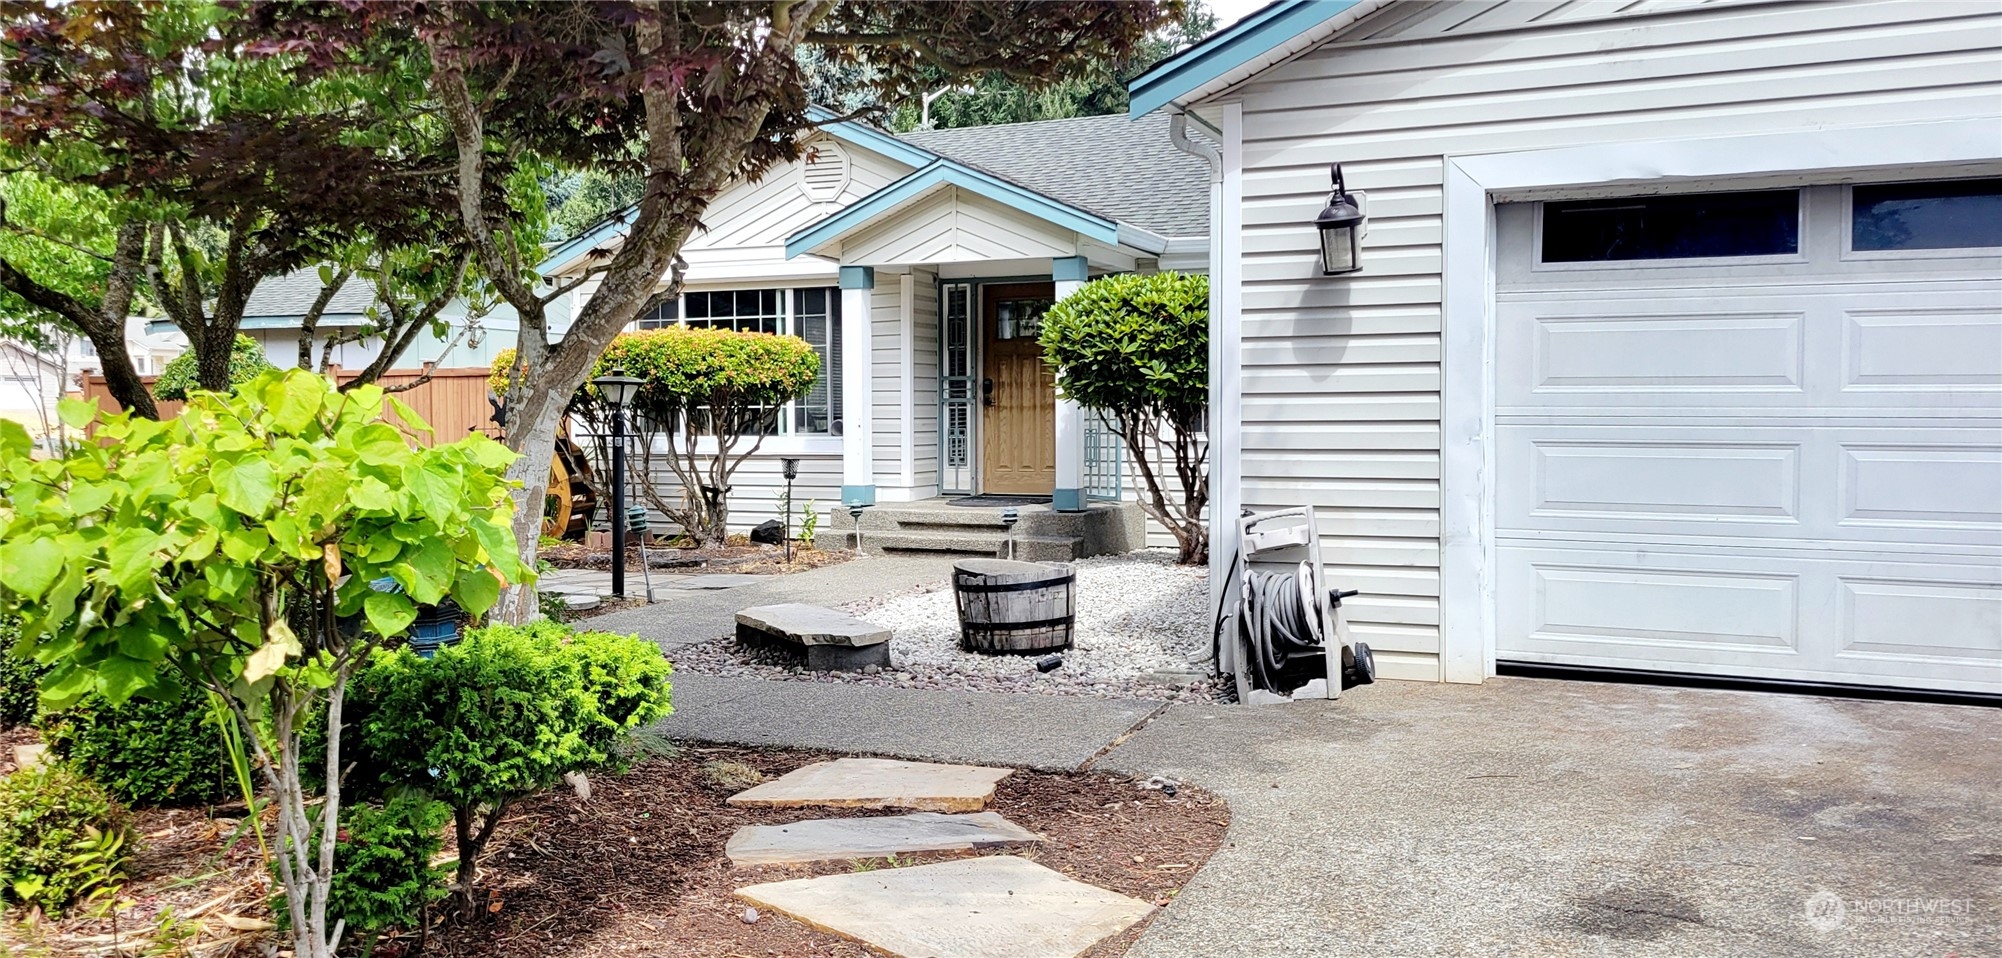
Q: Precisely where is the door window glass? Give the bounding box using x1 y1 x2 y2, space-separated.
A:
1852 178 2002 251
1541 190 1800 262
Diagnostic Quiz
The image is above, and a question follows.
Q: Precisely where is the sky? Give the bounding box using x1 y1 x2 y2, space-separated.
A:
1208 0 1273 29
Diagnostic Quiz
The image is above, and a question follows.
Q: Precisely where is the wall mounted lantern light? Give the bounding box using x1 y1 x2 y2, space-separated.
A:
1315 164 1367 275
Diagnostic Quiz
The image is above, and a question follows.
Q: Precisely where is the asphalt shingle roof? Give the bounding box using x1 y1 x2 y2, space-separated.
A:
242 269 379 321
898 112 1211 238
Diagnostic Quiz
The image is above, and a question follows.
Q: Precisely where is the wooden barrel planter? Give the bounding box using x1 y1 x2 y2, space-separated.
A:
952 559 1076 654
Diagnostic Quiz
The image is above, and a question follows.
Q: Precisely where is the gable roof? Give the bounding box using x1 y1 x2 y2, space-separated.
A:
240 269 381 324
899 113 1211 237
1127 0 1380 118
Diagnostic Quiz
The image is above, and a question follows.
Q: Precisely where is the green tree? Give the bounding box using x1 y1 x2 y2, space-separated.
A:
0 369 530 958
1040 272 1210 564
245 0 1180 621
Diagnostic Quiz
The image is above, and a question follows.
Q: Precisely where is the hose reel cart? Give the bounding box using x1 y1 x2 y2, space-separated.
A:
1220 506 1375 704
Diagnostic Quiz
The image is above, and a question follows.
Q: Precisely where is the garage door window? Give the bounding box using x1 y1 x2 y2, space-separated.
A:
1851 178 2002 252
1541 190 1800 263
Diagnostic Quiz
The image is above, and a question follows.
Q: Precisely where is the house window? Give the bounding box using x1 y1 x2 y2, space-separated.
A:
633 286 841 436
1541 190 1801 262
1852 178 2002 251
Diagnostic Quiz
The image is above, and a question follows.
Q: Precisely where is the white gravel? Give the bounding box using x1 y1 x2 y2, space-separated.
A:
668 550 1219 701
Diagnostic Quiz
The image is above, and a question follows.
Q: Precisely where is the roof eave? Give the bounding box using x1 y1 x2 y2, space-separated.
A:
1127 0 1377 118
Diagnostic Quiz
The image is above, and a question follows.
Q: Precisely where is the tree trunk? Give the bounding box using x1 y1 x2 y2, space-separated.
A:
496 387 563 624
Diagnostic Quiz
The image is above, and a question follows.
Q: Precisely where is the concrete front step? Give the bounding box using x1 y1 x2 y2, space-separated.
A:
842 529 1081 562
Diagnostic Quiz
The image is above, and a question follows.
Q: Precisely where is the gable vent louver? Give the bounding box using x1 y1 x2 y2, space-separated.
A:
799 139 851 203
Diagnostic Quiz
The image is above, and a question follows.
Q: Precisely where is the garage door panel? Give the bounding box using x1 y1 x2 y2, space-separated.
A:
1497 283 2002 415
1843 306 2002 391
1497 543 2002 693
1497 425 2002 548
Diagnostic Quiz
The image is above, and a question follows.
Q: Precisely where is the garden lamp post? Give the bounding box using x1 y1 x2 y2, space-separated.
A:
592 367 643 599
781 457 801 566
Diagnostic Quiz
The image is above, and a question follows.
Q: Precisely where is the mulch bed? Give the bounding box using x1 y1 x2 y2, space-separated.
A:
7 745 1228 958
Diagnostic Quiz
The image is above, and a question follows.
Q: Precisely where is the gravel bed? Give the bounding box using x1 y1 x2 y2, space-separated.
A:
667 550 1220 701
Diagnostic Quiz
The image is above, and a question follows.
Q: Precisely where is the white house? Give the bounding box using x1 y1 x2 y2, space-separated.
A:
540 111 1213 543
68 316 188 381
1132 0 2002 694
0 338 67 451
144 269 525 375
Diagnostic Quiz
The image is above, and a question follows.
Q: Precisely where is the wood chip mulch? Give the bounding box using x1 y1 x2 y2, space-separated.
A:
4 745 1229 958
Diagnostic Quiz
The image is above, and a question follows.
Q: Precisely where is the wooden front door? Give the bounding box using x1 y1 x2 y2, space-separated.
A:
979 282 1057 494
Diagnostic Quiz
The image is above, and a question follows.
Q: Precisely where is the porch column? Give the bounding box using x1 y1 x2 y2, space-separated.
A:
1052 255 1089 512
839 266 875 507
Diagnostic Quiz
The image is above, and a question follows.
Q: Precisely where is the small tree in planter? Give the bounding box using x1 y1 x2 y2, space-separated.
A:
1040 272 1210 564
0 370 528 958
598 327 820 546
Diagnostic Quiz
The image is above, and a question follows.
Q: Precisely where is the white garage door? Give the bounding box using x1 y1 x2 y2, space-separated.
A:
1493 179 2002 694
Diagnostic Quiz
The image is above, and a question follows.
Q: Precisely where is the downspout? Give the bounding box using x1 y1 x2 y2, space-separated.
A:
1168 107 1232 654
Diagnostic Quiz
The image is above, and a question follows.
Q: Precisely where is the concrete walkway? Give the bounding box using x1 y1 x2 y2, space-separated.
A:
581 554 953 648
656 674 2002 957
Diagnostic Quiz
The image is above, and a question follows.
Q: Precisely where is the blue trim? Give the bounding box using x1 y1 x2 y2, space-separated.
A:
808 106 942 169
1127 0 1363 118
842 484 877 507
1053 488 1086 513
536 207 638 274
838 266 876 290
787 160 1121 259
1051 256 1090 283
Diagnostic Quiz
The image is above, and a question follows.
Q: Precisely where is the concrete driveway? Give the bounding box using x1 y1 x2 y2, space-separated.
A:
1098 677 2001 958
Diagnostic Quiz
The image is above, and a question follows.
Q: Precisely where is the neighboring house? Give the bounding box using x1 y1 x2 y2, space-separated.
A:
143 269 528 374
68 315 188 380
540 110 1213 538
0 338 66 451
1132 0 2002 693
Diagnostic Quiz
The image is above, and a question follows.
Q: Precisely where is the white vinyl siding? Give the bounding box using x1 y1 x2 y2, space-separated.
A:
910 269 942 491
871 278 904 490
1212 0 2002 682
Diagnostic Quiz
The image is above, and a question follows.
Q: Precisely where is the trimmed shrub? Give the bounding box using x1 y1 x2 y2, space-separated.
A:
39 693 231 807
152 333 276 400
598 326 821 545
347 621 671 907
0 763 133 915
1039 271 1210 564
326 795 451 945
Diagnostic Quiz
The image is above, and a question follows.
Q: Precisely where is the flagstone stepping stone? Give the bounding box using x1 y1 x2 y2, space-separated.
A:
735 603 892 671
725 811 1043 865
727 758 1012 813
736 855 1153 958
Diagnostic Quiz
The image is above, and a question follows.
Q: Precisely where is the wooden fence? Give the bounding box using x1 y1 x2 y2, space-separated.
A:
77 366 501 446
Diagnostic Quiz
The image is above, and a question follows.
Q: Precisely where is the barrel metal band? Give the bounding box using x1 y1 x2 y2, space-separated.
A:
966 614 1076 631
951 575 1077 595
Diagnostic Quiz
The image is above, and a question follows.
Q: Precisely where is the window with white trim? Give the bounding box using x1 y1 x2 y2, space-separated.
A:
633 286 842 436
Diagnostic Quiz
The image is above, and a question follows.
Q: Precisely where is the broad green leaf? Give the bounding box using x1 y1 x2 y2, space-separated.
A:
363 590 417 638
215 459 279 516
351 423 408 466
106 529 164 593
94 654 152 704
459 435 516 471
0 420 29 459
350 476 396 512
388 395 433 435
403 537 454 605
452 566 502 617
68 480 116 515
405 462 460 522
56 396 97 430
266 371 324 434
0 536 62 599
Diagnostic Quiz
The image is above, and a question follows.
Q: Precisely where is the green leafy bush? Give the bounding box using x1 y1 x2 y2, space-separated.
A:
152 333 276 401
326 795 451 945
0 370 528 955
0 618 47 728
348 621 670 906
1039 271 1210 564
39 692 231 807
597 327 821 545
0 763 132 915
